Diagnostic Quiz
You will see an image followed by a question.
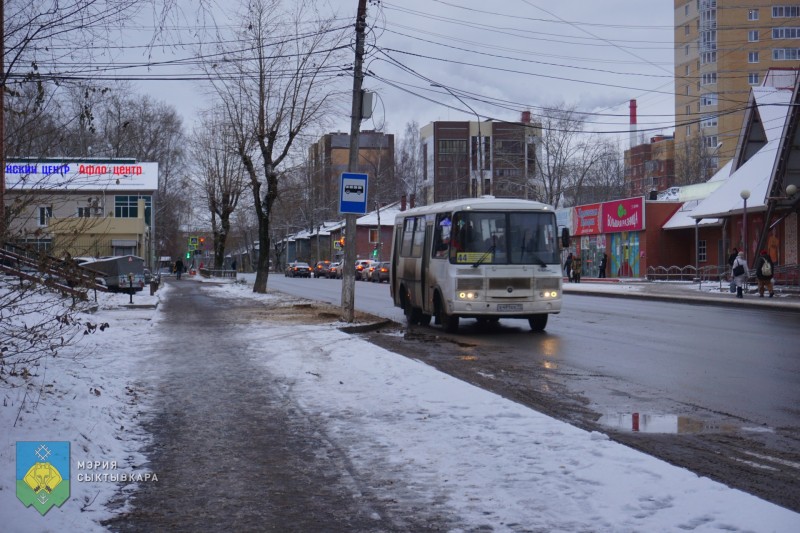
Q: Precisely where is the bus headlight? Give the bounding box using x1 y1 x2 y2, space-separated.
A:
541 290 558 298
457 291 478 300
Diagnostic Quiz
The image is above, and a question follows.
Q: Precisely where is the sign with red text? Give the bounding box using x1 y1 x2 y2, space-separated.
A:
573 203 602 236
601 197 645 233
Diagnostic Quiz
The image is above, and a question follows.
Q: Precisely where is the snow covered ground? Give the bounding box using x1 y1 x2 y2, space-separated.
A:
1 277 799 532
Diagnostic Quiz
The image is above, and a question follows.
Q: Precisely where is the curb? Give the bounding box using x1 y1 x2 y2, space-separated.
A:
563 288 800 313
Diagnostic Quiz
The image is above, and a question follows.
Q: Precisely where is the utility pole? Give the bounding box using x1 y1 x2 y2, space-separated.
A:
341 0 368 322
1 0 6 234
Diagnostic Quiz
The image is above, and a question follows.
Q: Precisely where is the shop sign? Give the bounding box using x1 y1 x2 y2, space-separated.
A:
601 197 644 233
573 203 602 235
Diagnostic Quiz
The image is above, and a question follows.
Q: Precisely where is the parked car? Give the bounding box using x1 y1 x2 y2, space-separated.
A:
327 262 341 279
313 260 331 278
285 261 311 278
354 259 376 280
371 261 390 283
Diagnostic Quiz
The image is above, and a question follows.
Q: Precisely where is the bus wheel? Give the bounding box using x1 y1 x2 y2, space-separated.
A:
528 314 548 332
441 312 459 333
419 313 432 326
404 294 421 326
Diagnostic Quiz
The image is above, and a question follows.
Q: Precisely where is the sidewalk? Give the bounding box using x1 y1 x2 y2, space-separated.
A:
562 277 800 312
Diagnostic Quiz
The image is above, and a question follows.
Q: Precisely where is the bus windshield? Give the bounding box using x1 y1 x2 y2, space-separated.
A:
444 211 559 266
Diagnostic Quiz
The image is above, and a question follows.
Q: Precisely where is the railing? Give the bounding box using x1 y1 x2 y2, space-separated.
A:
647 263 800 293
198 268 237 279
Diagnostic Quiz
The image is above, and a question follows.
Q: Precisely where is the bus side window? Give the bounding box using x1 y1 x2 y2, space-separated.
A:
433 214 451 258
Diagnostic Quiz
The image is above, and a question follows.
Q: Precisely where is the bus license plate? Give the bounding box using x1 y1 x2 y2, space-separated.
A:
497 304 523 312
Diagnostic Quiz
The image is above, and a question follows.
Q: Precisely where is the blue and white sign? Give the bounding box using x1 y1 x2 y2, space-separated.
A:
339 172 368 215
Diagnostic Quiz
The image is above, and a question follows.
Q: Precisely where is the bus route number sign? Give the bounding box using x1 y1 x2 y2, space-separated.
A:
340 173 368 215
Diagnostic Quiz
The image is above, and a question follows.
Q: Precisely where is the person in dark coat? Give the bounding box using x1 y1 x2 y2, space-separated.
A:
175 258 184 280
598 253 608 278
571 255 582 283
754 250 775 298
564 253 573 281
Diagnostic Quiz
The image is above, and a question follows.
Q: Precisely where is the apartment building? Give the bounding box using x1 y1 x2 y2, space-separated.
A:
674 0 800 177
307 131 395 221
624 135 677 198
419 113 541 204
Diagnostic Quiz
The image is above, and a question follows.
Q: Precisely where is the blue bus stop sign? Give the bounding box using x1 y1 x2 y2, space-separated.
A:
339 172 368 214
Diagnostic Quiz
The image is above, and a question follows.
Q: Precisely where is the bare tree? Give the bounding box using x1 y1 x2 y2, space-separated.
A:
533 103 606 208
674 132 720 187
207 0 348 293
396 121 424 204
190 113 247 268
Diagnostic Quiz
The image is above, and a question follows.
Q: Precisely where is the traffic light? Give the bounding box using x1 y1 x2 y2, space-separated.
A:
199 237 205 245
372 243 378 258
185 252 191 259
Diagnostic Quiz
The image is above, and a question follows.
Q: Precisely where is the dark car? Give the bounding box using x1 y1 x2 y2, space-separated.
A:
371 261 390 283
313 260 331 278
285 261 311 278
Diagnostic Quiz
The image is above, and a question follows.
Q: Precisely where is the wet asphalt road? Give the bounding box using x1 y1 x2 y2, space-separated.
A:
103 281 449 532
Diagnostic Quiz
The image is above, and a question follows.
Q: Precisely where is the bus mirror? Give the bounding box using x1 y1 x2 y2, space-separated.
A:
560 228 570 248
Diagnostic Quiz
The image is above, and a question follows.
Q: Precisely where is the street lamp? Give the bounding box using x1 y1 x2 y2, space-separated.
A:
431 83 482 198
740 189 750 261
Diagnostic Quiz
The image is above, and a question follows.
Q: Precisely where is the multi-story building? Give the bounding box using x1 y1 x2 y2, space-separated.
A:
419 113 541 204
674 1 800 177
4 158 158 264
307 131 395 221
624 135 676 198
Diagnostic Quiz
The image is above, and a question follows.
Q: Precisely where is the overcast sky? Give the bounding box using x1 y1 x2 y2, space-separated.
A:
126 0 676 144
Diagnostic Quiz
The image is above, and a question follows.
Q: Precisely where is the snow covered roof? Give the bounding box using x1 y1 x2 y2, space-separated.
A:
751 86 793 143
691 139 779 219
662 200 721 230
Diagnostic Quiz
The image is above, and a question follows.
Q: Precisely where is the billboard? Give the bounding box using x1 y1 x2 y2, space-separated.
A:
601 197 645 233
573 203 602 236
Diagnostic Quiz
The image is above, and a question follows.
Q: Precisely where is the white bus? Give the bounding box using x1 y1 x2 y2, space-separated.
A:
390 196 566 332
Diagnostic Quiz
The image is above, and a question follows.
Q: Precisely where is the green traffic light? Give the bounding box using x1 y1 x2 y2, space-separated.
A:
185 252 191 259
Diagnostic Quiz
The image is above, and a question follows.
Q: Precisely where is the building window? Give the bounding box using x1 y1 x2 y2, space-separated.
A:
685 25 690 36
685 3 689 16
685 65 690 76
114 195 152 224
701 114 718 127
702 51 717 64
748 51 759 63
773 6 800 18
77 207 92 218
38 206 52 226
700 93 718 106
704 135 718 148
369 228 379 243
698 239 707 262
685 44 690 56
772 27 800 38
19 238 52 252
748 30 759 42
748 72 760 85
701 72 716 85
685 104 691 117
686 125 692 136
749 9 759 21
773 48 800 60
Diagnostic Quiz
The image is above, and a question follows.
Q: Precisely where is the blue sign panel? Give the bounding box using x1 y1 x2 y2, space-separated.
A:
340 172 368 215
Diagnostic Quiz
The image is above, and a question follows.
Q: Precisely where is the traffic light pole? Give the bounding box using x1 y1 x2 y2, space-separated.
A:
341 0 368 323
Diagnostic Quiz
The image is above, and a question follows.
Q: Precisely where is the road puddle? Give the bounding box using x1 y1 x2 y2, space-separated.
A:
597 413 748 434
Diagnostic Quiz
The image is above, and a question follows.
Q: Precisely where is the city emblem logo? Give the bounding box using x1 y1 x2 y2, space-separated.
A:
16 441 70 515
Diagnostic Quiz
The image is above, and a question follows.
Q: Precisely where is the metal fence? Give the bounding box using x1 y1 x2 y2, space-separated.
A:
646 263 800 293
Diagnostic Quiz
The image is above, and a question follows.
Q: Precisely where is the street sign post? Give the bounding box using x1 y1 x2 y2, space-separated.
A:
339 172 368 215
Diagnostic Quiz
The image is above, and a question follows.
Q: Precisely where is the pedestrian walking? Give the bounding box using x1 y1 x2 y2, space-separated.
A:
564 252 573 282
175 258 184 280
731 251 748 298
571 255 582 283
754 250 775 298
727 247 738 293
598 253 608 278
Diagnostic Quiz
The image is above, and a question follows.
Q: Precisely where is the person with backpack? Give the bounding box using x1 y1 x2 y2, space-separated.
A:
754 250 775 298
731 251 748 299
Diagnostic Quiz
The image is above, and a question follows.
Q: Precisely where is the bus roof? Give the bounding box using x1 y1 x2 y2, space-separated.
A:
394 196 554 221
